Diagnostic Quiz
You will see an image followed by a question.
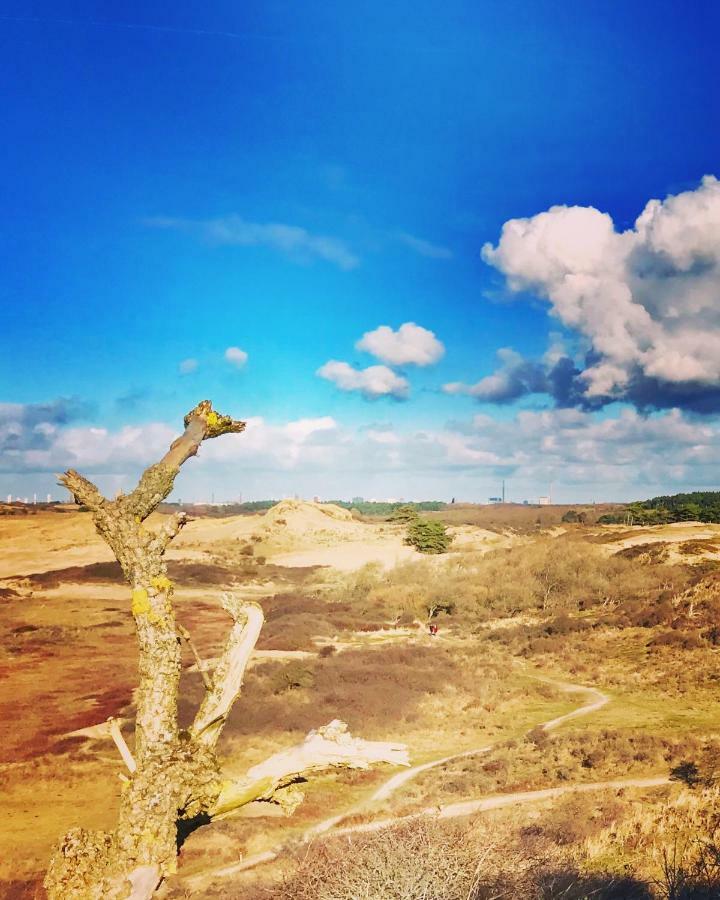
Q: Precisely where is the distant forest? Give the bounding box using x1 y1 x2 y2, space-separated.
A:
598 491 720 525
160 499 446 518
327 500 446 517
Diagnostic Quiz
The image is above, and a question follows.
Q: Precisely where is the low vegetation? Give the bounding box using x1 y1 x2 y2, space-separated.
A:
5 493 720 897
241 788 720 899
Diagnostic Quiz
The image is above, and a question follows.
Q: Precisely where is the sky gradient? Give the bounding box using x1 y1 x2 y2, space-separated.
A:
1 1 719 503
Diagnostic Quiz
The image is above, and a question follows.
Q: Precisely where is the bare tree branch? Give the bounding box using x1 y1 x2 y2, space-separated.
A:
123 400 245 521
191 598 264 748
176 622 213 691
147 512 187 555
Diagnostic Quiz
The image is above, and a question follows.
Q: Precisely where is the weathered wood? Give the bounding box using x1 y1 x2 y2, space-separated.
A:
191 597 264 748
213 720 410 817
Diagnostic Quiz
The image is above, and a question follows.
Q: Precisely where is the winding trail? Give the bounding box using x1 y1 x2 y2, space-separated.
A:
325 776 670 839
185 675 655 891
365 678 609 807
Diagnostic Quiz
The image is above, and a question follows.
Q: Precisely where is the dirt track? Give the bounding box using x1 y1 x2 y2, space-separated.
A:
186 676 666 890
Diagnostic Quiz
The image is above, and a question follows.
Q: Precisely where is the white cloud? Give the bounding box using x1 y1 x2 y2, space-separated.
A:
202 416 340 470
225 346 248 368
396 232 453 260
316 360 410 399
179 358 198 375
147 214 359 271
356 322 445 367
5 402 720 501
482 175 720 400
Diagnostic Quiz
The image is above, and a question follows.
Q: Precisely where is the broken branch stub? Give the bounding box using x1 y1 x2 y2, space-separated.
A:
191 598 264 748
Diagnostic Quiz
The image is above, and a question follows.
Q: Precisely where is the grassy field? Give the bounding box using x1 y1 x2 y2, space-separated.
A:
3 509 720 898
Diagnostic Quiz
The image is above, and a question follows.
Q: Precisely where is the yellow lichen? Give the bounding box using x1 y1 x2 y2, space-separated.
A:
206 410 219 428
131 588 151 616
151 575 173 594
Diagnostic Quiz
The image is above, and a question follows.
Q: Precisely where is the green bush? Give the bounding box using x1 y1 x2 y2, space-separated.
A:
269 660 315 694
670 760 702 787
561 509 586 524
405 518 452 554
391 504 420 522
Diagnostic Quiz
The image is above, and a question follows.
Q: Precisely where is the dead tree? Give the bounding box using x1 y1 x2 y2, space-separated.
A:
45 401 408 900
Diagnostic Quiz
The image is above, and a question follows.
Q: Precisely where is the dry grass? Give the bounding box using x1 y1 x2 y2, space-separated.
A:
233 815 653 900
426 502 624 531
395 729 714 813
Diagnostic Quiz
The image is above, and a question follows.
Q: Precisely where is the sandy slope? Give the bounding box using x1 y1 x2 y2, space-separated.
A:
0 502 514 583
598 521 720 562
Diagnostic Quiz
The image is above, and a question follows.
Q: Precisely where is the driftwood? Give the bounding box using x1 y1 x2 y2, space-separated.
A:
44 401 408 900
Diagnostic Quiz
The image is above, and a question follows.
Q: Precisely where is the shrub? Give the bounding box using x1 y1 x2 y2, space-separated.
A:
561 509 587 524
391 504 420 523
269 819 483 900
405 518 452 554
243 817 653 900
670 760 702 787
269 661 315 694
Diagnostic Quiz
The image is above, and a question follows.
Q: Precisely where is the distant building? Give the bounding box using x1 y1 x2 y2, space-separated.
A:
538 496 551 506
488 497 502 504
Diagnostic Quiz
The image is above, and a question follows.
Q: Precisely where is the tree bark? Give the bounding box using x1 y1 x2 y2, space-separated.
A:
45 401 246 899
44 401 408 900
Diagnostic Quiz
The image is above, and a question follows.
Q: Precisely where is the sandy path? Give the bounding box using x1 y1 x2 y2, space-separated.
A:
185 677 618 888
370 679 608 805
318 776 670 840
191 772 667 887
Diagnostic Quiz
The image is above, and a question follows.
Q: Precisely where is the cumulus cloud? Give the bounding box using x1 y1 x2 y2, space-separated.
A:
444 348 550 403
225 346 248 368
481 175 720 412
179 358 198 375
147 214 359 271
356 322 445 367
317 360 410 400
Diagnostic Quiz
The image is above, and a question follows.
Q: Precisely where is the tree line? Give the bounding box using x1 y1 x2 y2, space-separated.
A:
598 491 720 525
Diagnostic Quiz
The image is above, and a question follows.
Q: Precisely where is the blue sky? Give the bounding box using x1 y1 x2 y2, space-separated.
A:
1 1 719 503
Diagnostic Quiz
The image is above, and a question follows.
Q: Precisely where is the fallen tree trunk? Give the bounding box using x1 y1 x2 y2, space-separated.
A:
44 401 408 900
